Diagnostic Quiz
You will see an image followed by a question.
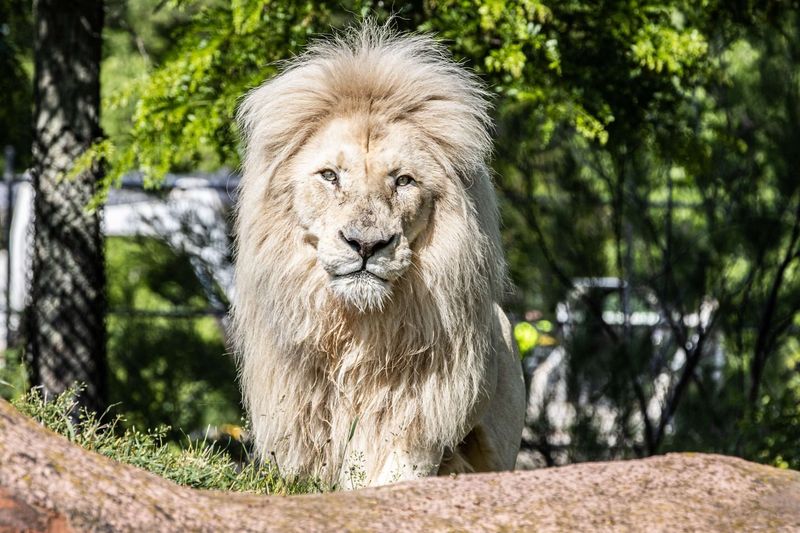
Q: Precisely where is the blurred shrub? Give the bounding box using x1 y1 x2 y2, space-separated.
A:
106 236 240 440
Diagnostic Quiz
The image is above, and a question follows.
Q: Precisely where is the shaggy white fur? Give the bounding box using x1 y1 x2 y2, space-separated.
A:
233 22 525 488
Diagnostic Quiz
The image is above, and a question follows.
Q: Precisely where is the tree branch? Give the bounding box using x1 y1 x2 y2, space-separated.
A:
749 198 800 404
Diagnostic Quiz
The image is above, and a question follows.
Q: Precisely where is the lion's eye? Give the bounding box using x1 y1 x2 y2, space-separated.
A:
320 169 338 183
395 175 415 187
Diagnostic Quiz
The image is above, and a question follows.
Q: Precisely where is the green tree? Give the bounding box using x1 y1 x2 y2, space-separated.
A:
499 6 800 464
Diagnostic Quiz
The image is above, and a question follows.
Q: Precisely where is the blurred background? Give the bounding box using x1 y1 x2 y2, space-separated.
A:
0 0 798 470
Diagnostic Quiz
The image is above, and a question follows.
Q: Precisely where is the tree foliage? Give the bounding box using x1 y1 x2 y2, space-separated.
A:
96 0 733 184
0 0 33 169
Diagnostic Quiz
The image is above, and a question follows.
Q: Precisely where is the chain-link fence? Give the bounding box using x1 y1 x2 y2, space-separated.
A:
0 146 239 357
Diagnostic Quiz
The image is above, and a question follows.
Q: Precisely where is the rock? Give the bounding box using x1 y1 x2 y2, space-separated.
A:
0 487 71 532
0 398 798 532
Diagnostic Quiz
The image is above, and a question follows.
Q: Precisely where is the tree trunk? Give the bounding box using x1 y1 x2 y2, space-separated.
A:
27 0 106 413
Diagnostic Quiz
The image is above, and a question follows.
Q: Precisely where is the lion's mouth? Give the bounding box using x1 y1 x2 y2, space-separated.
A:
339 269 387 282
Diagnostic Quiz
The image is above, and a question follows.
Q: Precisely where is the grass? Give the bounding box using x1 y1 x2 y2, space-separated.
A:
11 385 320 495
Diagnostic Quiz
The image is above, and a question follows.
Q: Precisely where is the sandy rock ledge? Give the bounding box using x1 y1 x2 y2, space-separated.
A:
1 399 799 532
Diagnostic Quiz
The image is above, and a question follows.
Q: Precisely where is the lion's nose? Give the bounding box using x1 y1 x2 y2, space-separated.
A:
339 231 396 260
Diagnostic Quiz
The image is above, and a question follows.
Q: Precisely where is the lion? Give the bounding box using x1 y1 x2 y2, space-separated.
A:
232 23 526 489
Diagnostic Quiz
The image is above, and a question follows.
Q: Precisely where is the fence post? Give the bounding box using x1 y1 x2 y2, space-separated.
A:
3 145 14 357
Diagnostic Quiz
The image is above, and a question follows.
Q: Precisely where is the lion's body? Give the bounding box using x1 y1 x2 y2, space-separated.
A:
233 24 525 488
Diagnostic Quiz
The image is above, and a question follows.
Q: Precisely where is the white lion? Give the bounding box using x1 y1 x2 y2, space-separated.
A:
233 23 526 489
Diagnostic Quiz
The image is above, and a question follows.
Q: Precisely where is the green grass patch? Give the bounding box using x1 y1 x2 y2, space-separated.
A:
12 385 320 495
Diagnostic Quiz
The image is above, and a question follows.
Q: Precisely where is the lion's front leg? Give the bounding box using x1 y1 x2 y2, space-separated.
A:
371 447 444 486
339 442 443 489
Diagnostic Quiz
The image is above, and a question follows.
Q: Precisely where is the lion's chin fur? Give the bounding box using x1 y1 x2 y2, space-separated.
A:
232 22 511 488
329 272 392 313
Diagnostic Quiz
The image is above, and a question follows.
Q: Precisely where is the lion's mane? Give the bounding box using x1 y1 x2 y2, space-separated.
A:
233 23 507 484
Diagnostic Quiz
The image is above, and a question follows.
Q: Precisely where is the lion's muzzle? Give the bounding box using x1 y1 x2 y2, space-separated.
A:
338 230 397 264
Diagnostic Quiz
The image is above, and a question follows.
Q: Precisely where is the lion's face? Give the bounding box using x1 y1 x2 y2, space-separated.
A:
288 115 442 311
